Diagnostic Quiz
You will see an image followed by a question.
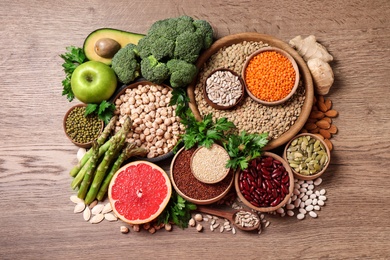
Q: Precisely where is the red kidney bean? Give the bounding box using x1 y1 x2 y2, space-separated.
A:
238 156 290 208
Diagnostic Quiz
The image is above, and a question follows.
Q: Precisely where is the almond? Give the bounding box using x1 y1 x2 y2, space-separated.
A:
310 127 320 134
328 124 338 134
325 98 332 110
304 122 318 131
319 129 332 139
317 95 325 104
309 110 325 119
322 117 332 124
300 128 308 133
317 100 328 113
325 109 338 118
324 138 333 151
316 119 331 129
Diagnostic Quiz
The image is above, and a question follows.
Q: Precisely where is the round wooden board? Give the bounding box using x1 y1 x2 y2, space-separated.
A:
187 32 314 150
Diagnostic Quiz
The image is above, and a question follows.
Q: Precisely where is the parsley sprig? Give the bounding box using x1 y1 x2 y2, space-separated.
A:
179 110 235 149
223 131 269 171
85 101 116 125
158 191 197 229
59 46 86 102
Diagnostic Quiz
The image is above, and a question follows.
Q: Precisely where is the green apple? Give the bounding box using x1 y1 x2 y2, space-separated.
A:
71 61 117 104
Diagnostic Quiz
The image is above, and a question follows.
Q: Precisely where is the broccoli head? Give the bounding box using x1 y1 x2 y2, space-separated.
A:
173 31 203 63
148 18 179 39
193 19 214 49
150 37 175 61
175 15 196 35
167 59 197 88
140 55 170 84
111 43 140 84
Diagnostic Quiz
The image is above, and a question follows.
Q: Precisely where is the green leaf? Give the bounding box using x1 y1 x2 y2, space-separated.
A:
85 103 98 116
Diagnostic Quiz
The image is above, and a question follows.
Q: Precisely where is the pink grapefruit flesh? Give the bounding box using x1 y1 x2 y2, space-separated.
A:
108 161 172 225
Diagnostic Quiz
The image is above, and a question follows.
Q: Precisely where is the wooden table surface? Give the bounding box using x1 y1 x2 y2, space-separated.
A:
1 0 389 259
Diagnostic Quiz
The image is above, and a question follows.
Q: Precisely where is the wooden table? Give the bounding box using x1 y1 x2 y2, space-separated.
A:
1 0 389 259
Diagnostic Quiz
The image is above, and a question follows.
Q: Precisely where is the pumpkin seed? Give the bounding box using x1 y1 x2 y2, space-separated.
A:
83 206 91 221
104 213 118 222
74 202 86 213
90 213 104 224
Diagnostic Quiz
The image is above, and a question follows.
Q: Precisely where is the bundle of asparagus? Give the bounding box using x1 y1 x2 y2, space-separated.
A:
69 116 148 204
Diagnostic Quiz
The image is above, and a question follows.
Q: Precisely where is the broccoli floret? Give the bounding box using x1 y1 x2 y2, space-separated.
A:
193 19 214 49
175 15 195 35
167 59 197 88
140 55 169 84
148 18 179 39
111 43 140 84
136 34 158 60
174 31 203 63
150 37 175 61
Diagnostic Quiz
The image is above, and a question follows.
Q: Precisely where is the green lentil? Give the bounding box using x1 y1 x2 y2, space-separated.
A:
65 106 102 144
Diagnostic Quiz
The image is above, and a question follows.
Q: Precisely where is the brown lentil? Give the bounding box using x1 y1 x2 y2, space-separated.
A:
194 41 306 140
173 148 233 200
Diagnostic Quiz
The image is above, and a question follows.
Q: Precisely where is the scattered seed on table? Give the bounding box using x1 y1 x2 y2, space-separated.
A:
297 213 305 220
309 211 318 218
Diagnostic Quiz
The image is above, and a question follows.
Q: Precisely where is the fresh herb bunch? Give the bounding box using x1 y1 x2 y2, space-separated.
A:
169 88 189 118
179 109 236 149
85 100 116 125
224 131 269 171
158 190 197 229
60 46 86 102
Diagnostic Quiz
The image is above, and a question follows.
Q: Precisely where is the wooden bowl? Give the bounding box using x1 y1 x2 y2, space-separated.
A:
283 133 331 181
187 33 314 151
170 146 234 205
112 81 177 163
203 68 245 110
234 152 294 213
63 104 104 149
242 47 300 106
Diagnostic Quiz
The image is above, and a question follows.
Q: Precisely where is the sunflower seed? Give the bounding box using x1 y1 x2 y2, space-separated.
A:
90 213 104 224
83 206 91 221
232 227 236 234
74 202 86 213
91 204 104 215
70 195 83 204
102 203 112 214
104 213 118 221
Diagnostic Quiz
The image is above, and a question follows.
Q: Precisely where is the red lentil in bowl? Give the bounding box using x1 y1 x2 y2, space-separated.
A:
170 146 234 205
242 47 300 106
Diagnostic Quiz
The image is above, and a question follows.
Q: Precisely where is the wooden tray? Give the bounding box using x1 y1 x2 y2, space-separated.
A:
187 33 314 150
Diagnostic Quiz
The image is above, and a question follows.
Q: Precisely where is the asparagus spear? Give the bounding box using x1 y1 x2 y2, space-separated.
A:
77 142 100 200
84 130 126 205
69 116 117 177
96 143 148 201
77 116 133 200
71 140 111 190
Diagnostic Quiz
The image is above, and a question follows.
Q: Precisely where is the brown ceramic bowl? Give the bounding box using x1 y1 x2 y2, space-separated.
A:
234 152 294 213
203 68 245 110
242 47 300 106
63 104 104 149
187 33 314 151
170 146 234 205
283 133 331 181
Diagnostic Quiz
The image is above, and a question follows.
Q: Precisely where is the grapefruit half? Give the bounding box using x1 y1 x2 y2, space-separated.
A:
108 161 172 225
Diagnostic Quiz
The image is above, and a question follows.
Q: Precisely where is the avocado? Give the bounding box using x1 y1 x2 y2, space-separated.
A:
83 28 145 65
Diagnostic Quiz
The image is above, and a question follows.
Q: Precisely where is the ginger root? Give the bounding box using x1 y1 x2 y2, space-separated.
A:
289 35 335 95
307 58 334 95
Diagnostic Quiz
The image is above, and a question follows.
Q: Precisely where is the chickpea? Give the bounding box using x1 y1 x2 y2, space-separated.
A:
164 118 172 126
156 129 164 136
155 118 163 124
159 124 167 131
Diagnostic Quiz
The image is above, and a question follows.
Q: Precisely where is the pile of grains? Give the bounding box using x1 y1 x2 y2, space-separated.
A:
234 210 260 229
114 84 185 158
65 106 102 144
194 41 306 140
191 144 230 183
172 147 233 201
205 69 243 107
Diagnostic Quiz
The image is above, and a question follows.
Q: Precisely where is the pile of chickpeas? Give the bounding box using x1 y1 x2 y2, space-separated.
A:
114 83 185 158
